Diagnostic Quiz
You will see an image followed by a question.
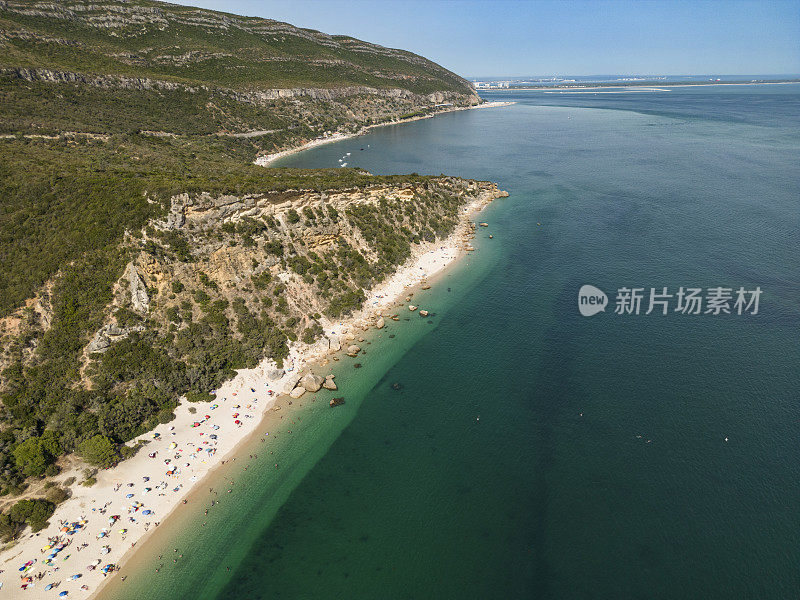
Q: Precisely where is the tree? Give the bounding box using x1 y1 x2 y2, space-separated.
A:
77 434 118 468
7 498 55 533
12 433 61 477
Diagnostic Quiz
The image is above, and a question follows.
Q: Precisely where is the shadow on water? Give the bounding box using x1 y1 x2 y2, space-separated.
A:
525 282 583 599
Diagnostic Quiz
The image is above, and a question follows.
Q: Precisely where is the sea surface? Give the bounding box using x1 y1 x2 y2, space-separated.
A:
113 84 800 599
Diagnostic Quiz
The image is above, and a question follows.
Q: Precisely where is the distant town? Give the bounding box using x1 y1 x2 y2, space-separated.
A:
470 75 799 90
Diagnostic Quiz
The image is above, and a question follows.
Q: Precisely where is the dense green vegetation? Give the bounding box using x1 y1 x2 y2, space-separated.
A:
0 0 487 536
0 1 475 96
0 131 471 499
0 498 55 538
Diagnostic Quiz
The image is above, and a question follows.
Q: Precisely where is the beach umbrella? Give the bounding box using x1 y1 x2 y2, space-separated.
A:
45 583 54 590
142 509 152 515
71 573 82 580
59 592 68 597
126 493 134 498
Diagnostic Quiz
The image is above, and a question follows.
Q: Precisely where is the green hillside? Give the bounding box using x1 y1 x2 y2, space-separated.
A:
0 1 490 520
0 0 475 95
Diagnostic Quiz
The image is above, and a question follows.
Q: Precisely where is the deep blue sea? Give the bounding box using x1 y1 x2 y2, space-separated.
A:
114 84 800 600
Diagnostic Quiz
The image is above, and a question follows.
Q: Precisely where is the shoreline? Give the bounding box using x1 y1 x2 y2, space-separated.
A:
2 180 500 599
481 81 800 92
254 100 514 166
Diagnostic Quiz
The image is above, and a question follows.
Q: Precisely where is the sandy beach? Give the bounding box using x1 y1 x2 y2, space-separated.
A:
0 187 496 599
254 100 514 166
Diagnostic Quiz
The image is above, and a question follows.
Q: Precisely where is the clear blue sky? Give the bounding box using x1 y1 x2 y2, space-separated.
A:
169 0 800 77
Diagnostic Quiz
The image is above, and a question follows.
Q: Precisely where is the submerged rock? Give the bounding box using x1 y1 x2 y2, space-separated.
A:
419 310 429 317
347 344 361 356
330 397 345 407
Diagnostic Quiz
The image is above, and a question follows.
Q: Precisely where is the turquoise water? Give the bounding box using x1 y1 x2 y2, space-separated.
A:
120 85 800 599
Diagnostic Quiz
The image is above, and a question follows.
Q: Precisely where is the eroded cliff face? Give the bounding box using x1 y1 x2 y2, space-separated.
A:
3 67 479 106
0 0 478 98
0 177 507 396
87 178 505 365
1 0 481 162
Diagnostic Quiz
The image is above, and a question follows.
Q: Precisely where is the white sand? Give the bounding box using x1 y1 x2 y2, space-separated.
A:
254 101 514 166
0 192 495 600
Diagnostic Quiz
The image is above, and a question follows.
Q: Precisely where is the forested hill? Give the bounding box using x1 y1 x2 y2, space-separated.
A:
0 0 476 98
0 1 496 535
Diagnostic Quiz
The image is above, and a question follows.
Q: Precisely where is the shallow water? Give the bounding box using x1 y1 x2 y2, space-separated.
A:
118 84 800 599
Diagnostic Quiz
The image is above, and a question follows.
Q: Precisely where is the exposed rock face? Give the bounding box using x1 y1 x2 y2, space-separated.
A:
289 386 306 398
127 264 149 313
69 177 507 365
267 368 285 381
0 0 479 99
300 372 324 392
323 375 337 390
87 334 110 353
419 310 429 317
283 372 302 394
87 322 145 353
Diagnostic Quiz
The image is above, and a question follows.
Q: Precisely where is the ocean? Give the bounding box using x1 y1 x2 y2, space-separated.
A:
111 84 800 599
